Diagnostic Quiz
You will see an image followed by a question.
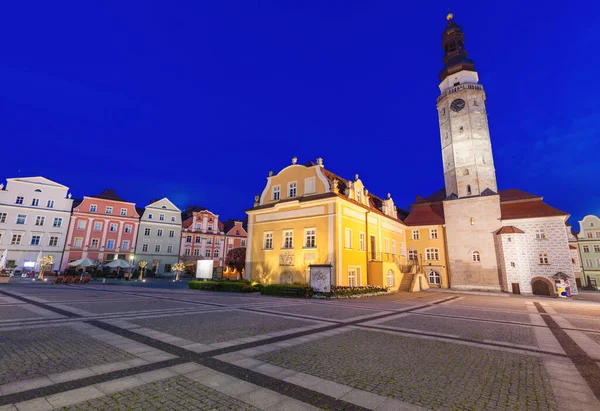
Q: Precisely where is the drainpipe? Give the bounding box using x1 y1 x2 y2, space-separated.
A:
365 210 370 284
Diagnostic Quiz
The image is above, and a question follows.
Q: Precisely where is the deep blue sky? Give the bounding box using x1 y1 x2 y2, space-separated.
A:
1 1 598 228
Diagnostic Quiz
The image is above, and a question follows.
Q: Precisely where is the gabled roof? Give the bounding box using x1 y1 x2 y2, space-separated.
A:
90 189 127 202
496 226 525 235
405 187 568 224
403 204 445 226
8 176 69 189
146 197 181 212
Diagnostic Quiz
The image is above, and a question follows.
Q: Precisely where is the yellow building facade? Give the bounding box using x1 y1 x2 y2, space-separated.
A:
245 157 445 290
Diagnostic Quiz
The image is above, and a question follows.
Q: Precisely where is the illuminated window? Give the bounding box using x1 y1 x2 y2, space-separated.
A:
288 182 297 198
425 248 439 261
305 228 316 248
412 230 420 240
264 232 273 249
472 251 481 262
283 230 294 249
538 253 549 265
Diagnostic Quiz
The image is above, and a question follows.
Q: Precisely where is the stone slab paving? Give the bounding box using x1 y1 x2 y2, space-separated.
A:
61 300 198 314
130 310 318 345
256 303 385 321
257 329 558 410
381 313 536 345
58 376 260 411
0 326 135 386
424 306 532 323
0 305 49 321
564 317 600 331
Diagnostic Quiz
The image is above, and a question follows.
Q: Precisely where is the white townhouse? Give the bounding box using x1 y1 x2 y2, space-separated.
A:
0 177 73 273
134 198 182 274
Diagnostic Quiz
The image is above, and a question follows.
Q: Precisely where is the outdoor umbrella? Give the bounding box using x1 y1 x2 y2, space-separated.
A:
67 258 97 267
105 259 131 269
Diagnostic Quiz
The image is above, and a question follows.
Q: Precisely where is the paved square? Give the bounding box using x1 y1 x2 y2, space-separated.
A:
1 283 599 410
130 310 317 344
0 326 135 385
258 329 557 410
381 314 536 345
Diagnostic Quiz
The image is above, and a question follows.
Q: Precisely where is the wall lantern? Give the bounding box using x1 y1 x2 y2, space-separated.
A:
470 218 475 225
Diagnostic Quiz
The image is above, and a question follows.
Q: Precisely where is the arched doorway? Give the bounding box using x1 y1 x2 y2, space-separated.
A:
280 271 293 284
531 277 555 296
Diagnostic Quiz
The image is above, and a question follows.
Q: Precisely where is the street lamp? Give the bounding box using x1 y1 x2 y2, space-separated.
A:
129 254 135 279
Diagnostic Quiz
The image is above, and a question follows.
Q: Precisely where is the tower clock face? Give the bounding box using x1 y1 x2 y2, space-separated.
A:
450 98 466 112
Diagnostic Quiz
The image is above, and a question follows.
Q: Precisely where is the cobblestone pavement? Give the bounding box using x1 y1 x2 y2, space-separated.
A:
130 310 316 344
0 281 599 410
60 376 259 411
382 314 536 345
258 329 557 410
0 326 135 385
424 306 532 323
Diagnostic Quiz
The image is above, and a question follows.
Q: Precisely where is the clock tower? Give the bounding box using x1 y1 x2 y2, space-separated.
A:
436 13 497 199
437 13 504 292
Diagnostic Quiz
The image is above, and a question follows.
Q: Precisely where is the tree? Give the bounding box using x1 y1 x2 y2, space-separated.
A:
225 247 246 280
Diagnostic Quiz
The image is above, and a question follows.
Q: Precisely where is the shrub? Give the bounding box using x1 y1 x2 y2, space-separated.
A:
188 280 259 293
328 285 389 297
260 284 310 298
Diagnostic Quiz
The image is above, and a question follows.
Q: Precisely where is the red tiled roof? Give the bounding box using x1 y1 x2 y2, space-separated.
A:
415 189 447 203
496 226 525 235
182 216 193 229
500 200 568 220
498 188 541 202
403 204 445 226
569 245 577 250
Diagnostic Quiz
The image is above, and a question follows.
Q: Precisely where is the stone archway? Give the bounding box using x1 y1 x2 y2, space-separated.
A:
531 276 556 297
280 271 293 285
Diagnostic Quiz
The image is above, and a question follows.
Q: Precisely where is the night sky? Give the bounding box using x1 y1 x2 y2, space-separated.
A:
1 1 598 227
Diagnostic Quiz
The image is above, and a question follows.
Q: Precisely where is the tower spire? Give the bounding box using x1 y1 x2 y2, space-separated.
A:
439 13 475 81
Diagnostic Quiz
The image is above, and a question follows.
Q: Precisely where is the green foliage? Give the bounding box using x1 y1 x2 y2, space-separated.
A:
260 284 310 297
188 280 259 293
328 285 388 297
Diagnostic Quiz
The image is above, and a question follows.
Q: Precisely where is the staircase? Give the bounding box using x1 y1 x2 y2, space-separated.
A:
399 273 414 292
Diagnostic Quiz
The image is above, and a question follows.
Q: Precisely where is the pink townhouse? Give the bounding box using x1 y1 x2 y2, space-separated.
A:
61 189 140 270
223 219 247 257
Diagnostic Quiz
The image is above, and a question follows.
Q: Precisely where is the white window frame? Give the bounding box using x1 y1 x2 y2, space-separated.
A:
142 243 149 252
122 240 130 250
387 270 395 287
73 237 83 248
106 239 115 249
15 196 24 204
392 240 397 255
538 252 549 265
241 239 246 246
348 267 360 287
304 177 315 195
0 212 6 223
425 248 439 261
594 245 600 253
412 230 420 240
535 228 546 239
157 229 163 237
91 238 99 248
159 214 165 221
288 181 297 198
77 220 86 230
47 200 54 208
16 214 27 225
11 234 22 245
384 238 390 254
167 245 173 253
49 236 59 247
30 235 41 246
90 204 97 212
304 228 316 248
105 206 113 214
120 208 127 216
264 232 273 250
155 244 161 253
430 228 438 239
194 248 201 256
583 245 590 253
125 225 132 234
472 250 481 262
283 230 294 249
408 249 418 261
53 217 62 227
31 198 39 206
109 223 117 232
94 222 102 231
428 270 441 285
344 228 352 249
359 232 365 251
205 249 211 257
169 230 174 237
272 185 280 200
35 216 45 226
144 228 151 236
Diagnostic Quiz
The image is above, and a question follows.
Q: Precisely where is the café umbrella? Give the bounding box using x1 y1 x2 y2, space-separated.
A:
67 258 97 267
105 259 131 269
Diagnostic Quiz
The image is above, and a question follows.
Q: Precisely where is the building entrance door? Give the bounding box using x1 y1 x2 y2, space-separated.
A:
532 280 550 296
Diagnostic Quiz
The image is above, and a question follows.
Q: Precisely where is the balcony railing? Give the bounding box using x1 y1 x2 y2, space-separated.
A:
437 83 483 103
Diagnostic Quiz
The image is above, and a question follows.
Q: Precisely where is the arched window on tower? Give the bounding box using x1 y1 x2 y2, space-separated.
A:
467 185 472 195
472 250 481 262
463 169 469 176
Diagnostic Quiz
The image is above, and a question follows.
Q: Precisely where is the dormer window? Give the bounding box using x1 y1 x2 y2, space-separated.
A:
272 185 280 200
356 191 361 203
288 182 297 198
106 206 113 214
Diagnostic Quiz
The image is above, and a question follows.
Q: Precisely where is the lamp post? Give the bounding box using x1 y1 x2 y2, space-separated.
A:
138 260 147 282
173 261 185 282
129 254 135 279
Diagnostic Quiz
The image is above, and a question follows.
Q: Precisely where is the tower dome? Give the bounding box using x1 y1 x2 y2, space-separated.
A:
439 13 475 81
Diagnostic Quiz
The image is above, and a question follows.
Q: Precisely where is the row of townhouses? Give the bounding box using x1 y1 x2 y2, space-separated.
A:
243 16 597 296
0 178 247 274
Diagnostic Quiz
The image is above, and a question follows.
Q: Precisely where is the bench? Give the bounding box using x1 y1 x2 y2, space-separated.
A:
282 287 306 298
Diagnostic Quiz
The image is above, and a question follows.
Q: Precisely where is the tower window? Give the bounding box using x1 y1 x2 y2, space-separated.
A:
467 185 472 195
472 251 481 262
463 169 469 176
473 99 478 107
453 82 460 86
459 126 464 133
